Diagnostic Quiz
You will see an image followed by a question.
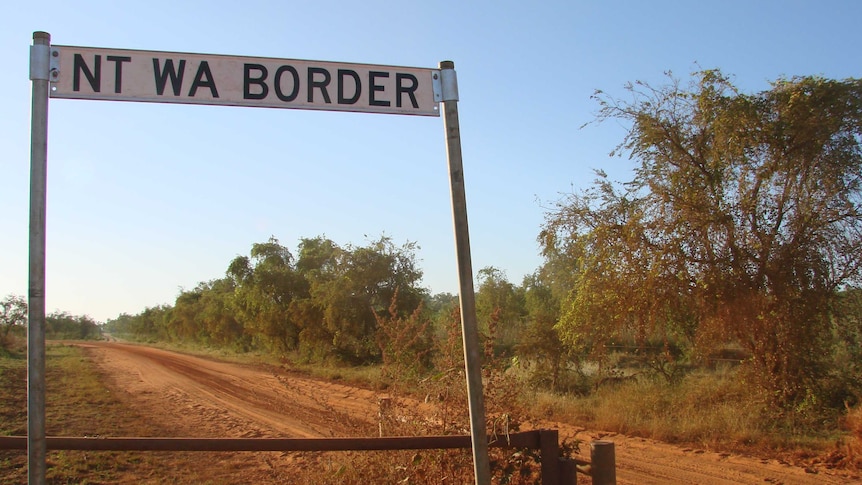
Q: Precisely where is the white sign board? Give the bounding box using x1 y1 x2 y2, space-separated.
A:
50 45 442 116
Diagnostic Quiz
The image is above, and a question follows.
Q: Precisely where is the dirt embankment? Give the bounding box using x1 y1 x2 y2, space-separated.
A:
77 342 860 484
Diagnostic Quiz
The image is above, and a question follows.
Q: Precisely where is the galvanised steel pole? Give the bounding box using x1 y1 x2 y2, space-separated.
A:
28 30 51 485
439 60 491 485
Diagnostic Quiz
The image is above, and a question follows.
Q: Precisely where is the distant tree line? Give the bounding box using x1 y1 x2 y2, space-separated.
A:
103 235 569 381
107 236 433 364
1 294 101 349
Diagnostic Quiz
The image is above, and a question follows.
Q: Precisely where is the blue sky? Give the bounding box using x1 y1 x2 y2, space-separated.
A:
2 1 860 322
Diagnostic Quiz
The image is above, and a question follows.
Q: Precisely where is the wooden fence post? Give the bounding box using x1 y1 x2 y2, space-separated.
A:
539 429 560 484
559 458 578 484
378 397 391 437
590 440 616 484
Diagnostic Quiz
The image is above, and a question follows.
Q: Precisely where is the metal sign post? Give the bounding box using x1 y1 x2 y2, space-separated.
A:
439 60 492 485
26 33 491 485
27 31 51 485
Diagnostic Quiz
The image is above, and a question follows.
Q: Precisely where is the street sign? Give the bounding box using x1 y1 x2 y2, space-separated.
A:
50 45 442 116
31 34 489 485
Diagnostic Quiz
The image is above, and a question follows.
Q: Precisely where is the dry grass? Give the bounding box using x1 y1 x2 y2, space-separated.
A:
0 344 545 484
4 339 858 482
842 405 862 470
526 366 848 458
1 344 306 484
128 340 388 391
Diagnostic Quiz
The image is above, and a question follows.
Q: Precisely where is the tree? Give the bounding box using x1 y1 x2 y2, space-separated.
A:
197 278 246 349
134 305 171 341
1 294 27 345
169 286 205 342
46 311 100 339
227 236 307 353
302 236 425 363
516 271 576 391
291 236 341 360
475 267 525 357
542 174 696 367
542 70 862 404
828 288 862 405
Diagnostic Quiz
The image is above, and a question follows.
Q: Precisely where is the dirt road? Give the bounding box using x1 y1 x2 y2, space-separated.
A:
78 342 859 484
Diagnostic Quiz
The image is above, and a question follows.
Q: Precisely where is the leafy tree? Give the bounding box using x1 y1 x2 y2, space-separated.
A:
197 278 245 349
828 288 862 405
103 312 137 338
131 305 174 341
302 236 425 363
542 174 696 367
46 311 100 340
1 294 27 346
475 267 526 357
425 292 459 315
424 291 460 343
295 236 340 276
516 271 578 391
290 237 340 360
168 286 205 342
227 237 306 353
542 70 862 405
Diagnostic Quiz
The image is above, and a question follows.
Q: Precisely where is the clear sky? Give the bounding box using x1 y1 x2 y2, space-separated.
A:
2 1 860 322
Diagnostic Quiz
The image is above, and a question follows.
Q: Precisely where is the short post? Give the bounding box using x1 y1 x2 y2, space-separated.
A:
539 430 560 485
590 441 616 485
559 458 578 484
378 397 391 437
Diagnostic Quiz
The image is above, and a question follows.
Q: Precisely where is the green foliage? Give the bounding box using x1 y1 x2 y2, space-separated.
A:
197 278 246 349
824 288 862 407
110 234 426 365
475 266 527 356
0 294 27 348
516 272 579 392
228 237 306 353
301 236 425 363
45 311 101 340
105 305 171 342
542 70 862 407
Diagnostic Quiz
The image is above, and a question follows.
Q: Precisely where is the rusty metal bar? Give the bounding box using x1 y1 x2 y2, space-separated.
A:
0 430 541 452
0 431 610 483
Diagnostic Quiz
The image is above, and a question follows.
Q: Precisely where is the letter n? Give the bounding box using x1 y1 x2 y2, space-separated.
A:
73 54 101 92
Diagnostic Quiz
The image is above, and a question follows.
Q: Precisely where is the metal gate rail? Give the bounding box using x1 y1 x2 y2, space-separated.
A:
0 429 610 484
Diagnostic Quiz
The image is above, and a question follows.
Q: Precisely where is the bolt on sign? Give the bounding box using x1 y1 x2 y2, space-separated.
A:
49 45 442 116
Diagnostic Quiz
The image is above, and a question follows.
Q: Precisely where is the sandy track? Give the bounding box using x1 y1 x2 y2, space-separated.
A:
78 342 381 439
77 342 859 484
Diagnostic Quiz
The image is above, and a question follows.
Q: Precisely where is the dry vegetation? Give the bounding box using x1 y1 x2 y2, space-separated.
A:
1 328 860 483
0 340 553 484
843 406 862 470
1 343 255 484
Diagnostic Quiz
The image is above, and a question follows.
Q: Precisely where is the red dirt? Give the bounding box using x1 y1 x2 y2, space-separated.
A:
76 342 861 484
